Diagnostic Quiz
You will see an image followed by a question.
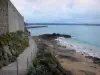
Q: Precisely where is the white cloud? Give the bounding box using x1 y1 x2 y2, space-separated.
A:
10 0 100 23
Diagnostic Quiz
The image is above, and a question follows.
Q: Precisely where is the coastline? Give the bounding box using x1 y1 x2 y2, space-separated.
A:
56 37 100 58
33 33 100 75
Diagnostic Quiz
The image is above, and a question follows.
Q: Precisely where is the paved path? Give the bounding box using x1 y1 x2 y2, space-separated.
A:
0 36 37 75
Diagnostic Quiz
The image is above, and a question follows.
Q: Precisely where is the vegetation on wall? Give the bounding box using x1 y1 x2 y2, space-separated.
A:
0 30 29 68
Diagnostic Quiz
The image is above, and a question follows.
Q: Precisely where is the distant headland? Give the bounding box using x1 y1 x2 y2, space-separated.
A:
25 23 100 26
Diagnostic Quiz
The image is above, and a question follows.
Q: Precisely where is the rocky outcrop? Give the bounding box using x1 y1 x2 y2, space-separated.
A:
0 30 29 68
39 33 71 40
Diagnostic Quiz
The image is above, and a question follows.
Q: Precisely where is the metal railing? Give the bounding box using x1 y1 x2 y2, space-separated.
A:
0 49 36 75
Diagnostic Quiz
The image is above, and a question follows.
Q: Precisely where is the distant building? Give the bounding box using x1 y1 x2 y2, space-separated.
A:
0 0 24 35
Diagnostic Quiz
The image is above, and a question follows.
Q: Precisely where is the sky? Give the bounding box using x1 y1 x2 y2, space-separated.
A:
11 0 100 24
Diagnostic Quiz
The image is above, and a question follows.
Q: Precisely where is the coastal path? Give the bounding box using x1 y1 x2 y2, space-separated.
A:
0 36 37 75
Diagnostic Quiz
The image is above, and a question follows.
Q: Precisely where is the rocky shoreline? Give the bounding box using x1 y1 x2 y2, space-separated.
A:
30 33 100 75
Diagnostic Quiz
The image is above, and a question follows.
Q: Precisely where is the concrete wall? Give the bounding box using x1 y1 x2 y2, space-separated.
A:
8 1 24 32
0 0 8 34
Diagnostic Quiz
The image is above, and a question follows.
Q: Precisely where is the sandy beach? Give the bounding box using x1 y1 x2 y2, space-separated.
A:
56 45 100 75
55 39 100 75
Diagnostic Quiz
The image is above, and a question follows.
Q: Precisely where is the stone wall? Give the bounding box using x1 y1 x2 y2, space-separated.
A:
0 0 8 35
0 0 24 34
8 1 24 32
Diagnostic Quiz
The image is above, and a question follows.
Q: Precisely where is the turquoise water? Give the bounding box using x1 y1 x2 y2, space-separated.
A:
28 25 100 47
28 25 100 57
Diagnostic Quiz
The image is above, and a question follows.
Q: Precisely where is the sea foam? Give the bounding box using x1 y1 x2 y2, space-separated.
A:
55 37 100 58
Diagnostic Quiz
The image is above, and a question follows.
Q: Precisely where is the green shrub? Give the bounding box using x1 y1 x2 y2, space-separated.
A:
33 58 40 68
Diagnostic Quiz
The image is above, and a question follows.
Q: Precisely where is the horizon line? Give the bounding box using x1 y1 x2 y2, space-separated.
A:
25 23 100 26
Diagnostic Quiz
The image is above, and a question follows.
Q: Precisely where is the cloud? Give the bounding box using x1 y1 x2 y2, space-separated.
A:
11 0 100 23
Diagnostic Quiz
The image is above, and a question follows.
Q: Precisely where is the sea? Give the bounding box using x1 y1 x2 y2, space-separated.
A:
28 25 100 58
